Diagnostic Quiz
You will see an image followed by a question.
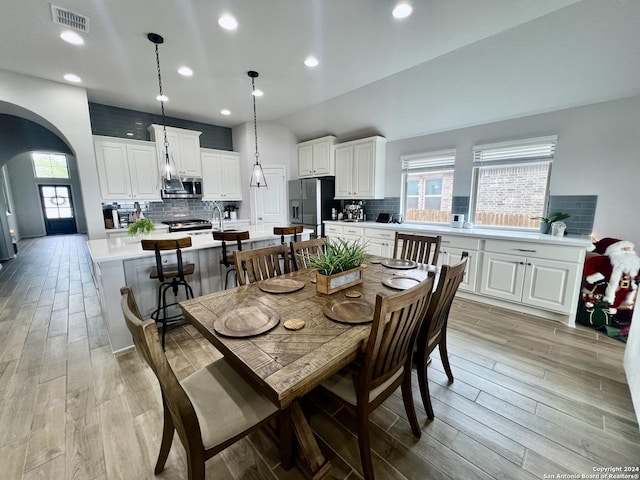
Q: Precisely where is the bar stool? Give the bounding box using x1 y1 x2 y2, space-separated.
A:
273 225 304 244
141 237 195 349
213 230 250 289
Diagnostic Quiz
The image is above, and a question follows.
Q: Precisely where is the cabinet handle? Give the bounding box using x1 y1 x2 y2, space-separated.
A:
514 248 537 253
519 262 525 265
441 240 451 244
527 263 532 266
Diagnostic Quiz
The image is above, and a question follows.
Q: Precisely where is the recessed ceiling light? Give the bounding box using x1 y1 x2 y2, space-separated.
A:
156 94 168 102
220 109 231 115
392 2 413 19
177 66 193 77
304 56 319 67
60 30 84 45
64 73 82 83
252 89 263 97
218 14 238 31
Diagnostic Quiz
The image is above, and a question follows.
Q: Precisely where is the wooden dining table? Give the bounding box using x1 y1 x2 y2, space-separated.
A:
180 258 432 479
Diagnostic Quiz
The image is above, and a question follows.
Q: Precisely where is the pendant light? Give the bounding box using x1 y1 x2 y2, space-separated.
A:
148 33 184 192
248 71 267 188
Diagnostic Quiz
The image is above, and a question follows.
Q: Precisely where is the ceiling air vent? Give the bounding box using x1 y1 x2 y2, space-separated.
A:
51 4 90 33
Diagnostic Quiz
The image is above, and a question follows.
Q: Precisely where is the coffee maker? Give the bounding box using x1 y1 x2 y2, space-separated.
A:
343 201 365 222
103 206 120 229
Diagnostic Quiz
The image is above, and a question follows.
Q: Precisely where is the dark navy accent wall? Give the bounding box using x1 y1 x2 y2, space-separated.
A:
88 103 233 151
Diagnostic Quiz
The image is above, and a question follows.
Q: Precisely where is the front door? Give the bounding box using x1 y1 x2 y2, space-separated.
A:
39 185 78 235
251 167 287 226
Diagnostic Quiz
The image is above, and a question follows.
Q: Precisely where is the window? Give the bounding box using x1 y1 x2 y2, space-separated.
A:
401 149 455 223
31 152 69 179
471 136 557 229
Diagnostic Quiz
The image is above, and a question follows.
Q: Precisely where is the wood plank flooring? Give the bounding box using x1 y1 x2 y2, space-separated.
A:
0 235 638 479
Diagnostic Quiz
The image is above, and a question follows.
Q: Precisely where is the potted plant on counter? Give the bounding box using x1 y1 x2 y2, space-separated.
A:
128 218 156 238
306 238 368 294
531 212 570 234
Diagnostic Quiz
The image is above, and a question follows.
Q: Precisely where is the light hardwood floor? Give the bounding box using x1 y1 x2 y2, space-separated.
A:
0 235 638 479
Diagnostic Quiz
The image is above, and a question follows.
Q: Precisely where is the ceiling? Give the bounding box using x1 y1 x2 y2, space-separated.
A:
1 0 639 142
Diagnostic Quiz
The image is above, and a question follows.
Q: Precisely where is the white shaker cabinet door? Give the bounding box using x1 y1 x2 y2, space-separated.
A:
312 141 332 176
126 143 160 200
220 153 242 200
479 252 525 302
334 146 353 198
522 257 579 314
352 141 375 198
298 144 314 177
95 140 131 200
178 132 202 177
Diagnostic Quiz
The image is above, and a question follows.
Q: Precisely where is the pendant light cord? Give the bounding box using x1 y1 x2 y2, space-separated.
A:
252 76 259 164
154 43 170 166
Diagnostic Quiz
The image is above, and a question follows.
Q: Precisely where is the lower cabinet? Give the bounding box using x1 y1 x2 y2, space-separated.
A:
438 236 481 293
479 247 580 314
364 227 394 258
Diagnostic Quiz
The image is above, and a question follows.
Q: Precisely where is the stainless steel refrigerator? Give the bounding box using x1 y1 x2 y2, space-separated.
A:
289 178 335 238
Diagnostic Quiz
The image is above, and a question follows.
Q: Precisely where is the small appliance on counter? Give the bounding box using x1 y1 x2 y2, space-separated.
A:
103 206 120 229
451 213 465 228
343 201 365 222
391 213 403 224
376 213 391 223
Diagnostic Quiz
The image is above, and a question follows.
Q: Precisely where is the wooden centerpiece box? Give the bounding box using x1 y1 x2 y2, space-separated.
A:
316 265 364 295
307 238 368 295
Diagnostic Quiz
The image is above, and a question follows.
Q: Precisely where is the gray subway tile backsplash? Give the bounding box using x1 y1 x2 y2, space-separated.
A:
88 103 233 151
548 195 597 235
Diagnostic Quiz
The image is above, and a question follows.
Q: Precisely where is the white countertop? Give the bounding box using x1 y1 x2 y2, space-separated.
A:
324 221 593 248
103 218 250 234
88 225 311 263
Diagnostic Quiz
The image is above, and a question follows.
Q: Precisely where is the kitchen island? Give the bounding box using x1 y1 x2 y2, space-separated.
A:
325 220 593 325
87 226 311 353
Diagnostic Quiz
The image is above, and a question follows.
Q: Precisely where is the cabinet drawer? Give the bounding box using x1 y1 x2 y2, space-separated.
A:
365 228 395 241
484 239 582 263
324 224 342 235
440 235 481 251
342 226 364 237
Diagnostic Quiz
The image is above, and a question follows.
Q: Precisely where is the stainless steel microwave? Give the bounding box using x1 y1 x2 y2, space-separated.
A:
161 178 203 199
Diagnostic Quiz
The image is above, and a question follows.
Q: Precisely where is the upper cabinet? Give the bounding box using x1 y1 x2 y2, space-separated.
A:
148 125 202 178
94 137 161 201
334 136 386 199
201 149 243 201
298 135 336 178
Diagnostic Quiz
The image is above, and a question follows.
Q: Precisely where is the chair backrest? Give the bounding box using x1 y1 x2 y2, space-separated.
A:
213 230 250 266
417 254 468 355
393 232 441 266
119 287 202 447
141 237 192 282
359 276 434 399
234 243 291 285
291 238 326 270
273 225 304 244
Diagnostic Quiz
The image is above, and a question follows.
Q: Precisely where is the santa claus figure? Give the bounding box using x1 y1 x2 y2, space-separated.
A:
585 238 640 309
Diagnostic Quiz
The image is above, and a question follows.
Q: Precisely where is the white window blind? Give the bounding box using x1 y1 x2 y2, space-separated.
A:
401 149 456 170
472 135 557 165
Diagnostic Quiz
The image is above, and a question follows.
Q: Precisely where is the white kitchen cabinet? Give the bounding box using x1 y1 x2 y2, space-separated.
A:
298 136 336 177
149 124 202 177
437 236 481 293
479 241 581 314
364 227 395 258
201 149 242 200
334 136 386 199
324 224 364 244
94 137 160 201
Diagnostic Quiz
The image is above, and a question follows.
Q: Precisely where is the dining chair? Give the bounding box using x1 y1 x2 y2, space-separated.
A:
319 276 435 480
234 243 291 285
290 237 326 270
393 232 441 266
212 230 250 289
415 253 468 419
141 237 195 350
120 286 280 480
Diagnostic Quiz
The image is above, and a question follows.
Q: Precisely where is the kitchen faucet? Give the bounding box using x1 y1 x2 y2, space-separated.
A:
212 202 224 231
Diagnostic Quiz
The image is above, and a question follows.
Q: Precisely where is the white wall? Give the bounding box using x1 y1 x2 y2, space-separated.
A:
232 121 297 221
385 95 640 246
0 70 104 239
